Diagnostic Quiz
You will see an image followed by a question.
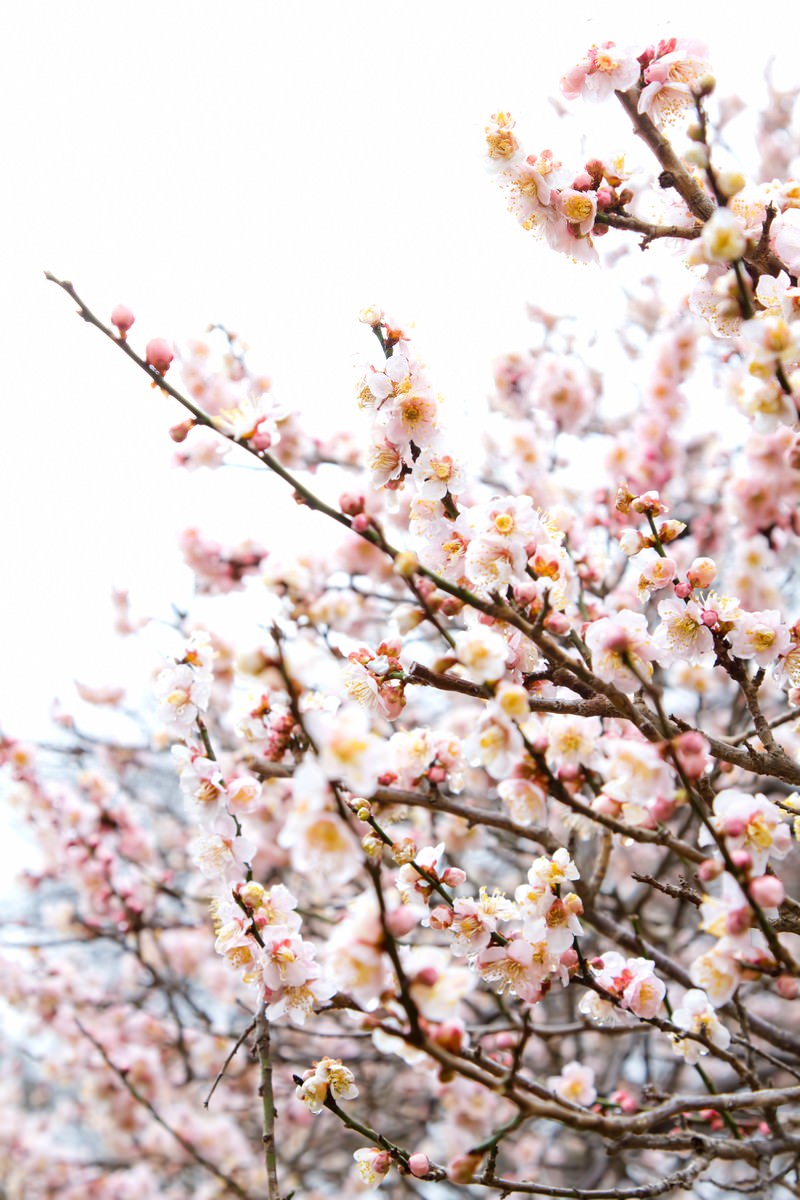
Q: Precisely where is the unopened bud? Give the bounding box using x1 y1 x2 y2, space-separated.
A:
145 338 174 374
111 304 135 336
407 1154 430 1179
749 875 785 908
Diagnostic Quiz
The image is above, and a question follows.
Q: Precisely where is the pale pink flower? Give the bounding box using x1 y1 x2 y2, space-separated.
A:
671 989 731 1064
701 789 791 875
353 1147 392 1186
497 776 547 826
307 705 384 796
620 958 666 1018
701 208 748 263
548 1061 596 1107
476 933 554 1004
561 43 640 103
411 447 466 498
463 707 523 779
726 609 790 667
653 597 715 666
689 946 741 1007
558 188 597 236
450 888 518 957
453 625 509 684
484 110 523 171
771 207 800 274
296 1057 358 1113
584 611 657 692
386 390 439 453
637 39 710 126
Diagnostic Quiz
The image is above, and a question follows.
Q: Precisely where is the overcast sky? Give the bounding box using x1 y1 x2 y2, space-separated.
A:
1 1 796 738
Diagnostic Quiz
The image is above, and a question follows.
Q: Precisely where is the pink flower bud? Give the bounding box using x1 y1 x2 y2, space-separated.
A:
674 582 692 599
415 966 439 987
407 1154 430 1179
729 849 751 871
339 492 365 516
352 513 370 533
723 817 746 839
698 858 723 883
385 907 419 937
251 427 272 451
441 866 467 887
427 765 447 783
111 304 135 336
610 1089 638 1114
776 975 799 999
145 338 174 374
544 611 570 635
169 419 195 443
701 609 719 628
432 1022 464 1053
749 875 785 908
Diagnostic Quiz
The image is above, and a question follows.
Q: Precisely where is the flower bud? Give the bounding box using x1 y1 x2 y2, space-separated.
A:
169 419 195 443
407 1154 430 1179
749 875 785 908
339 492 365 516
698 857 724 883
145 338 174 374
111 304 135 336
776 974 799 999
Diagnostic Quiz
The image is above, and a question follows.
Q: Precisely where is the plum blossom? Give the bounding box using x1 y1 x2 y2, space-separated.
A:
497 775 547 826
670 989 731 1064
449 888 518 957
689 945 742 1008
700 789 792 875
296 1057 358 1114
560 43 640 102
353 1148 392 1186
726 608 790 667
453 624 509 684
584 611 657 692
637 39 710 126
653 597 715 666
307 704 384 795
548 1061 597 1107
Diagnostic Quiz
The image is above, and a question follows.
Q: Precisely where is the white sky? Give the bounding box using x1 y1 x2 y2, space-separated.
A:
1 1 797 737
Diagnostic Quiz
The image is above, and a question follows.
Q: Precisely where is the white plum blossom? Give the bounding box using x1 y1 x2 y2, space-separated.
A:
548 1061 597 1108
689 945 742 1008
670 989 731 1064
453 625 509 684
585 611 657 692
726 609 790 667
653 598 715 666
307 704 384 795
296 1057 358 1113
700 789 792 875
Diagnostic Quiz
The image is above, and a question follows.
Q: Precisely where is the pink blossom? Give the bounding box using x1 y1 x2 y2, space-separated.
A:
584 611 657 692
